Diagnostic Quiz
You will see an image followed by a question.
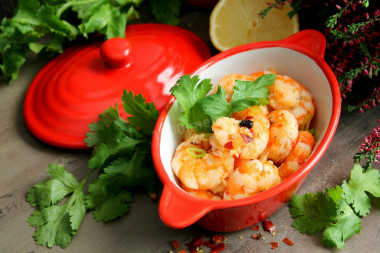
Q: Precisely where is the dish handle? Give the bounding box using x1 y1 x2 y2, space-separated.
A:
159 186 212 229
283 29 326 59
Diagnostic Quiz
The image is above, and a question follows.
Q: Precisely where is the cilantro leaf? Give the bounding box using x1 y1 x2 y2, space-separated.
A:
197 86 230 122
198 74 274 121
289 191 338 234
289 163 379 249
179 103 213 132
341 164 380 217
27 164 81 208
322 186 362 249
229 74 274 112
91 191 133 222
27 90 159 248
170 75 213 132
86 153 156 222
170 75 213 113
148 0 182 25
121 90 159 136
85 104 144 147
27 164 87 248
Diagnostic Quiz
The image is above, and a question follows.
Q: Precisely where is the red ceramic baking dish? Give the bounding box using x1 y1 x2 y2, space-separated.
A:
152 29 341 232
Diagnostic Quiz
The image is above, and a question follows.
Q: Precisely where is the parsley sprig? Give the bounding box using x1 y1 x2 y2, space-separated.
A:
26 90 159 248
170 74 275 132
289 164 380 249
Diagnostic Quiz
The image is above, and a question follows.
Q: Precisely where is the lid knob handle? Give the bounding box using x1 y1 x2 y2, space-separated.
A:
100 37 131 68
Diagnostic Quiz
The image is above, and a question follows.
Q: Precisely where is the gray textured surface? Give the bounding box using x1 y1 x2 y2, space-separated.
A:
1 4 379 253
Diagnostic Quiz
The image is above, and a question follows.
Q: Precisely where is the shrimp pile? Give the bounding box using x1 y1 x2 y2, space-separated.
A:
171 71 316 200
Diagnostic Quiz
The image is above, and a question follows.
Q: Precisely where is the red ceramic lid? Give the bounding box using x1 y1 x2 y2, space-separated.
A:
24 24 211 149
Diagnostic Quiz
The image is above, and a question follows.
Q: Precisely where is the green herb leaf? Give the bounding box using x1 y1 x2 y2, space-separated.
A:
289 163 379 249
341 164 380 217
170 75 213 113
289 191 338 234
121 90 159 136
197 86 230 122
148 0 182 25
198 74 274 121
85 153 156 222
27 164 87 248
26 164 81 208
322 186 362 249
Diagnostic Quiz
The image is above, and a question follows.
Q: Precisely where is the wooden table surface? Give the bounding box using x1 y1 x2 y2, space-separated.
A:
1 5 379 253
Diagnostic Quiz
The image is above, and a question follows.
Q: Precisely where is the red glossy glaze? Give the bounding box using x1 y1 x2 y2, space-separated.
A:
24 24 211 149
152 30 341 231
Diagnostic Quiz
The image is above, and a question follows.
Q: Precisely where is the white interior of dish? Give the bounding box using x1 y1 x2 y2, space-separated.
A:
159 47 333 186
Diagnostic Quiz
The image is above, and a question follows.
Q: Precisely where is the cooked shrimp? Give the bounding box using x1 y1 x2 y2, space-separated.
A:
211 117 252 157
211 114 270 160
224 159 281 200
265 110 298 163
232 108 270 160
278 131 314 180
180 182 222 200
171 134 234 190
268 74 315 127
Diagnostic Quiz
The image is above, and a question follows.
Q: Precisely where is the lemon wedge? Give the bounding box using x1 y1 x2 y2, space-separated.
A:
210 0 299 51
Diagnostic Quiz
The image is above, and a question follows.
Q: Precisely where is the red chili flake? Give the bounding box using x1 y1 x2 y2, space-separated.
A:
206 234 226 253
240 133 253 143
224 141 233 149
262 220 276 235
251 233 262 240
251 225 260 231
149 193 158 201
211 234 225 244
269 241 279 250
178 250 187 253
209 243 226 253
282 237 294 246
171 240 179 250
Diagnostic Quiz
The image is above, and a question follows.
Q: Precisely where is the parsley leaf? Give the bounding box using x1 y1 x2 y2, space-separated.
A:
27 164 87 248
341 164 380 216
289 191 338 234
170 75 213 132
197 86 230 122
198 74 274 121
148 0 182 25
170 75 213 113
289 164 380 249
27 164 82 208
122 90 159 136
85 152 156 222
27 90 159 248
322 186 362 249
170 74 274 133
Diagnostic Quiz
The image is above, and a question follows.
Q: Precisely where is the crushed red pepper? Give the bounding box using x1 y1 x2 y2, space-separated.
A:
224 141 233 149
251 225 260 231
186 234 226 253
171 240 179 250
251 233 262 240
269 241 279 250
178 250 187 253
282 237 294 246
240 133 253 143
262 220 276 235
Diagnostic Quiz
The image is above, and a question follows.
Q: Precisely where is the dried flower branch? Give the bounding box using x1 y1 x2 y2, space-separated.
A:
354 120 380 172
260 0 380 113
